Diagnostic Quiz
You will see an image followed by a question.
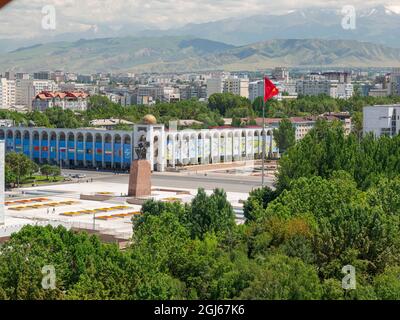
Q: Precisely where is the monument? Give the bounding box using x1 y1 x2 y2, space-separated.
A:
128 115 155 197
0 140 4 225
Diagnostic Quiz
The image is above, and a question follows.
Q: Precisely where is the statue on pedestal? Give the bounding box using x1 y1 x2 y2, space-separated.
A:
128 119 154 197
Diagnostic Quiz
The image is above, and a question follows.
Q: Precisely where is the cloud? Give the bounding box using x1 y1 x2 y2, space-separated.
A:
0 0 397 39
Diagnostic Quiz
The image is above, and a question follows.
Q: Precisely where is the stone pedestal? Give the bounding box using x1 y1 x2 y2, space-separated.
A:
128 160 152 197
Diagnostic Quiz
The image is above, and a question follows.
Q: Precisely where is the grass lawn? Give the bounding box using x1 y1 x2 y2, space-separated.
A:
20 175 65 187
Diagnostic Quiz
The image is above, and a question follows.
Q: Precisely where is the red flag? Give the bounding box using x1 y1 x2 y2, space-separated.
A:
264 77 279 102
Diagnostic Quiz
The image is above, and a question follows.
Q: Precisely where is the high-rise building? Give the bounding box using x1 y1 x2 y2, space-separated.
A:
364 105 400 137
15 79 59 110
249 80 264 102
0 78 16 109
296 79 338 97
322 72 351 84
223 77 249 99
206 77 224 98
389 68 400 96
33 71 51 80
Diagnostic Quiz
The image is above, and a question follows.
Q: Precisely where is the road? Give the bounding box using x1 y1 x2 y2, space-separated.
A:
61 169 275 193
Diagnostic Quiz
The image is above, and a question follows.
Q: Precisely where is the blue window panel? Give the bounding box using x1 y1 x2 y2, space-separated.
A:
67 141 75 160
23 139 30 156
15 139 23 154
41 140 49 159
33 139 40 158
95 142 102 162
123 144 131 164
104 143 112 162
59 141 67 161
76 142 84 161
50 141 57 159
114 144 122 162
6 138 13 152
86 142 93 161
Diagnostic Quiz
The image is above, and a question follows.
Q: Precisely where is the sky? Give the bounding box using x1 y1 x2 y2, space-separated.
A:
0 0 400 39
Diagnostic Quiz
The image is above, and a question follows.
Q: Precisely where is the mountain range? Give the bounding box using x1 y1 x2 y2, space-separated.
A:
1 5 399 54
140 5 400 48
1 36 400 73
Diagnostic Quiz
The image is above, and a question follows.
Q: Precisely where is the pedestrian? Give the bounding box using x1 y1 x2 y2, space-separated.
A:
53 207 55 214
47 208 49 215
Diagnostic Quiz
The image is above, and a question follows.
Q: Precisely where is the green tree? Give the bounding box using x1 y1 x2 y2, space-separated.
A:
40 164 61 181
243 187 279 222
187 189 235 239
240 255 322 300
5 152 38 186
273 118 296 153
208 93 251 116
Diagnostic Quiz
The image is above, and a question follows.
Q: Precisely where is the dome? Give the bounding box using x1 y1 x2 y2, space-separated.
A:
142 114 157 125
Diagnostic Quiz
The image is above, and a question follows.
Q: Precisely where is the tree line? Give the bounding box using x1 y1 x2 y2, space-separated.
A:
1 93 400 130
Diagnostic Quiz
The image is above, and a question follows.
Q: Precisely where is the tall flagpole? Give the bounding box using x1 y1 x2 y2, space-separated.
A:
262 92 266 188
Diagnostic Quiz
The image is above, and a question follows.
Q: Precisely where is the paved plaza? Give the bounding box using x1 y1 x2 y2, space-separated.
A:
1 176 254 241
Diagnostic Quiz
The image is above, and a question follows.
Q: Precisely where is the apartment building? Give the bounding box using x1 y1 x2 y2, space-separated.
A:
296 79 353 99
207 76 249 99
32 91 89 111
15 79 59 111
296 79 336 97
389 68 400 96
0 78 16 109
223 77 249 99
363 105 400 137
249 79 284 102
206 77 224 98
249 80 264 102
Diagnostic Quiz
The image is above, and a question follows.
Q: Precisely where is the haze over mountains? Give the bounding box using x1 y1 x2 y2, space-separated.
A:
1 4 399 53
0 5 400 72
1 37 400 73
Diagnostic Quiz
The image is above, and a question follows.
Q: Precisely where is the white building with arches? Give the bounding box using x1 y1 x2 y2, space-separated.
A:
0 123 278 172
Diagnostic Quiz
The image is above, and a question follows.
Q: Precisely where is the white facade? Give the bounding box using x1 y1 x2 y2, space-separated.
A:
249 80 264 102
296 79 338 97
389 68 400 96
223 77 249 99
207 77 249 99
363 105 400 137
0 125 278 172
206 77 224 98
0 140 4 225
337 83 354 99
0 78 16 109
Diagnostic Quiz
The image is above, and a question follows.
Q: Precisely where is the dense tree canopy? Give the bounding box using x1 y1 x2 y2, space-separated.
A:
2 102 400 300
276 120 400 191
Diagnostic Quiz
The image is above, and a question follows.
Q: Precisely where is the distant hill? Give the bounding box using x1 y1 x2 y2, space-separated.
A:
1 5 400 54
141 6 400 48
1 36 400 73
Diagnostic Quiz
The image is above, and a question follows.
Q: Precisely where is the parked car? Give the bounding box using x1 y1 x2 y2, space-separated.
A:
72 174 87 179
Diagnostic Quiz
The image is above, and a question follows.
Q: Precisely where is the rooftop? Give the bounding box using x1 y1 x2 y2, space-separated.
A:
35 91 89 100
